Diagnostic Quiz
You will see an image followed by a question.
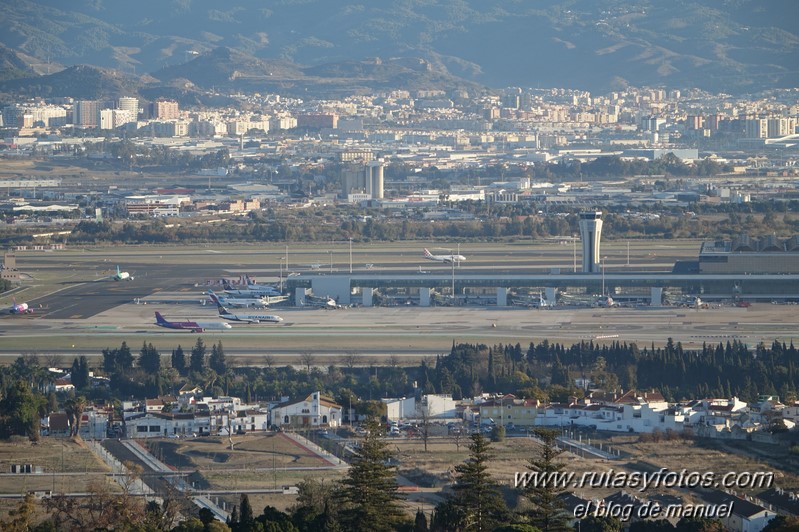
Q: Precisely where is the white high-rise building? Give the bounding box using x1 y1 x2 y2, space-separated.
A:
118 97 139 120
579 211 603 273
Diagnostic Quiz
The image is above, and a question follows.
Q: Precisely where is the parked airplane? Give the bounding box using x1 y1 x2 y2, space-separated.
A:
154 311 232 332
240 274 281 295
423 248 466 264
596 296 616 308
7 297 32 314
208 290 268 309
113 266 132 281
302 296 339 309
223 283 281 298
215 304 283 324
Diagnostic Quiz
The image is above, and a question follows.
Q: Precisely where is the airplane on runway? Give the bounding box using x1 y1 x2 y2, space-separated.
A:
207 290 269 309
215 304 283 324
423 248 466 264
113 266 133 281
6 297 33 314
154 311 232 332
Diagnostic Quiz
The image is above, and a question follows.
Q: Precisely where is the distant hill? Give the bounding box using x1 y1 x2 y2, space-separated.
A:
0 0 797 96
0 65 140 100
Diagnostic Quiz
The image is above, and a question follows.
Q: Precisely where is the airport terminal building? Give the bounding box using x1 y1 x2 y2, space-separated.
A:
288 230 799 307
698 235 799 274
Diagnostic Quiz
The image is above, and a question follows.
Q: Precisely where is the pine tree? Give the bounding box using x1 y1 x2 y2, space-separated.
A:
190 338 206 373
337 417 406 531
523 428 570 532
445 432 508 531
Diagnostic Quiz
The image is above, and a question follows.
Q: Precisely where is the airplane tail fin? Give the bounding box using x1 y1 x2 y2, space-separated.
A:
423 248 433 258
208 291 220 305
154 312 167 324
117 265 121 274
217 305 230 315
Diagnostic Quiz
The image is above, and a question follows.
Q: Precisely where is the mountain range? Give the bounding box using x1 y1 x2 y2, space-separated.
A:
1 0 797 100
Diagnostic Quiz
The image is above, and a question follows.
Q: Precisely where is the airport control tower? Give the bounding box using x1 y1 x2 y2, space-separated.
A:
579 211 603 273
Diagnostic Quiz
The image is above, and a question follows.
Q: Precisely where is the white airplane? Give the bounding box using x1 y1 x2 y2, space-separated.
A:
154 312 232 332
113 265 132 281
223 282 281 298
597 296 616 308
7 297 32 314
423 248 466 264
240 274 281 296
302 296 339 309
215 304 283 324
208 290 268 309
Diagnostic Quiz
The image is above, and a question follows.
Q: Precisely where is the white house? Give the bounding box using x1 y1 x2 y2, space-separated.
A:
383 397 416 422
420 394 457 418
270 392 342 429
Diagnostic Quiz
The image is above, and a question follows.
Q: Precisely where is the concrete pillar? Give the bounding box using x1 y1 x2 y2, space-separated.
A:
294 287 306 307
496 287 508 307
362 287 374 307
419 287 431 307
650 287 663 306
545 287 557 305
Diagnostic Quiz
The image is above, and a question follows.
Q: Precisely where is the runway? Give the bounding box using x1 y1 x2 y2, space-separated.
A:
1 242 796 361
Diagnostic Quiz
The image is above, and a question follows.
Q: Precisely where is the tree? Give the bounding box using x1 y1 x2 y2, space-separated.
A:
0 380 43 440
210 341 227 375
172 345 186 374
190 338 207 373
300 352 315 373
70 357 90 389
336 417 407 531
64 396 87 438
523 428 570 532
238 493 254 531
0 493 37 531
138 342 161 373
414 508 429 532
444 432 508 531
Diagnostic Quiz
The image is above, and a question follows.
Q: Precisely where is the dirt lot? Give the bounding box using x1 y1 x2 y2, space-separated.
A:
0 437 117 515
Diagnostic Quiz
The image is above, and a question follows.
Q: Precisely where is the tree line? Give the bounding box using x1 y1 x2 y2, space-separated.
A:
2 336 798 442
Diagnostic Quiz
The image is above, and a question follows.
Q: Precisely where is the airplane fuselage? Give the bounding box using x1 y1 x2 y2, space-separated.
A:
154 312 231 332
219 311 283 324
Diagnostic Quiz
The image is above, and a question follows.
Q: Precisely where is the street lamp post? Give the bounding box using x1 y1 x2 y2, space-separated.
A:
349 238 353 274
329 250 333 273
601 256 606 297
279 257 284 293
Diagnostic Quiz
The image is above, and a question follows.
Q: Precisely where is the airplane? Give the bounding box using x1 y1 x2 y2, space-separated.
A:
596 295 616 308
7 297 32 314
154 311 232 332
240 275 282 296
223 282 281 298
208 289 269 309
215 304 283 324
302 296 339 309
113 266 132 281
423 248 466 264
